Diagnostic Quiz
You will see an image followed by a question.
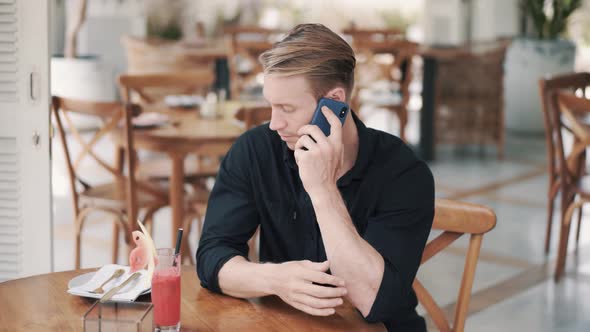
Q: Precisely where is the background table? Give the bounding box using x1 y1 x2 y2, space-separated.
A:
0 266 386 331
124 101 249 257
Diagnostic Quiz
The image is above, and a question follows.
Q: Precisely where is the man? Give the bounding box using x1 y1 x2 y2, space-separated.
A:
197 23 434 331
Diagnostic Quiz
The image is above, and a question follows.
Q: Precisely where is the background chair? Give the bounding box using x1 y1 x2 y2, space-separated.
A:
551 90 590 280
433 47 507 158
538 73 590 256
121 35 218 75
118 70 215 106
413 198 496 332
51 96 168 268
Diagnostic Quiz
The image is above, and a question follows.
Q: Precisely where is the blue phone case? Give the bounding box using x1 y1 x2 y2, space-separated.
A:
310 98 350 136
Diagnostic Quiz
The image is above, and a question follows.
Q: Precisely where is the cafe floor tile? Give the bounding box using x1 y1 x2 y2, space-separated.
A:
465 277 590 332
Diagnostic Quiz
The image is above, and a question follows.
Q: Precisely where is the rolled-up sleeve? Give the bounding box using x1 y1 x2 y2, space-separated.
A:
362 161 435 323
196 135 260 294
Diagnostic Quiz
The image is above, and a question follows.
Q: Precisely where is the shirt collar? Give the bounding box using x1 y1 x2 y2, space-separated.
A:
337 111 373 187
282 137 297 170
280 111 374 186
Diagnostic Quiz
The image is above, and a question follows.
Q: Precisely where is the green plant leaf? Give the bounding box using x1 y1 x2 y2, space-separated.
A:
521 0 582 39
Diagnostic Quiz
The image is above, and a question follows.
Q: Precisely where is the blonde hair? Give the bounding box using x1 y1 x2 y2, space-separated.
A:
259 24 356 102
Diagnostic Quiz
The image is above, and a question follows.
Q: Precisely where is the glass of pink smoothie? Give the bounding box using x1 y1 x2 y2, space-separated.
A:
152 248 181 332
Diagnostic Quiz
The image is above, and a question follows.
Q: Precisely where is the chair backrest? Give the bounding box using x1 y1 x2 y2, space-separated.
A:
436 48 506 99
224 26 278 100
51 97 140 218
413 199 496 332
118 70 216 105
539 72 590 185
234 105 272 130
121 35 217 74
553 90 590 187
51 97 167 225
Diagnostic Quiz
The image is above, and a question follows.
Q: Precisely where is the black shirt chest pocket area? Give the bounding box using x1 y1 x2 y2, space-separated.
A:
265 200 303 236
266 200 298 223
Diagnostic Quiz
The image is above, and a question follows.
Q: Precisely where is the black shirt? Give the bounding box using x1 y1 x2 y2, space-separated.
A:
196 112 434 331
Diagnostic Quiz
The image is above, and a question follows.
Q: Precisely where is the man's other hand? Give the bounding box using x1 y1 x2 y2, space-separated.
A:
269 260 348 316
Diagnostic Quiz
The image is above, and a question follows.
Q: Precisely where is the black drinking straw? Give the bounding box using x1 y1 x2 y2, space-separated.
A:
174 228 183 256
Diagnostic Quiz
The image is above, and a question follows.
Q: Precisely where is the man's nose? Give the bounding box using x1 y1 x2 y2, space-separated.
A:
269 109 287 131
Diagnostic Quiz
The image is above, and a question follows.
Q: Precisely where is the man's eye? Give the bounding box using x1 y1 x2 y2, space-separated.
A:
283 107 295 113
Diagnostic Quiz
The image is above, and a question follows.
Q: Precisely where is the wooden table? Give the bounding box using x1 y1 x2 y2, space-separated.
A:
0 266 385 331
130 102 248 251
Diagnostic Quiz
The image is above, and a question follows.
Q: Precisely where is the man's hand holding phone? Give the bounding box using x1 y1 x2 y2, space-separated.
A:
294 105 345 197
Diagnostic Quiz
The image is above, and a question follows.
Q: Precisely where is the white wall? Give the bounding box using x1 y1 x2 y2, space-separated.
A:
50 0 66 55
471 0 519 41
76 0 146 74
423 0 467 45
423 0 519 45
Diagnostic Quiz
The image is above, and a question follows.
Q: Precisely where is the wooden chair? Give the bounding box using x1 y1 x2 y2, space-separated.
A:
551 90 590 281
121 35 217 75
538 73 590 256
413 199 496 332
118 70 215 106
433 47 507 158
224 26 277 100
344 27 417 141
51 97 168 268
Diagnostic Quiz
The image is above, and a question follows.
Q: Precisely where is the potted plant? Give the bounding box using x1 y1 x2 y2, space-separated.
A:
504 0 582 133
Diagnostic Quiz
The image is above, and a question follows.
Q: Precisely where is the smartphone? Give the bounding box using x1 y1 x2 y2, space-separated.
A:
310 97 350 136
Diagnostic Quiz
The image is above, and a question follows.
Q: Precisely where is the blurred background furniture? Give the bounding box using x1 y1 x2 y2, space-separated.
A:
550 88 590 281
345 27 418 142
118 71 226 264
121 35 230 94
121 36 226 74
224 26 279 100
419 40 510 160
538 73 590 256
118 70 215 105
234 104 272 130
51 97 168 268
108 96 252 262
118 71 219 192
433 47 507 159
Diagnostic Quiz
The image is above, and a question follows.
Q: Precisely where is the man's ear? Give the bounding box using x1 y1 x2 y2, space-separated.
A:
324 87 346 103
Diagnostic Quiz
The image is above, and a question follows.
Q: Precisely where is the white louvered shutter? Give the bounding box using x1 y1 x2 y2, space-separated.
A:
0 0 51 281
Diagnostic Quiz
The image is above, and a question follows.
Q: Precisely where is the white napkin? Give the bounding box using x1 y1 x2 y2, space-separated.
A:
131 112 169 127
68 264 150 302
164 94 204 108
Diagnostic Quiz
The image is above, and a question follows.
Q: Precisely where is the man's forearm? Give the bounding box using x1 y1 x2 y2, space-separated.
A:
217 256 275 298
310 185 385 317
